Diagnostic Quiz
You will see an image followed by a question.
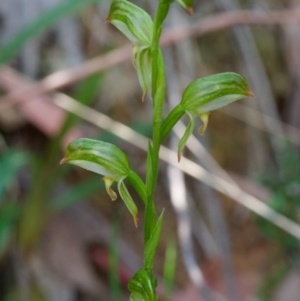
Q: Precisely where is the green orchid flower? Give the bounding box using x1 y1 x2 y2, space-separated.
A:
60 138 146 227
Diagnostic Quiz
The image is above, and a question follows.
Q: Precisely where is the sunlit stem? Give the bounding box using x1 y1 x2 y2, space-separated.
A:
148 2 171 200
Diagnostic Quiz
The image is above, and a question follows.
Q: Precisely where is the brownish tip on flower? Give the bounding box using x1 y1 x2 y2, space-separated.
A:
177 152 181 163
247 91 255 97
134 214 139 228
105 17 110 23
59 158 68 165
186 7 194 15
142 92 146 102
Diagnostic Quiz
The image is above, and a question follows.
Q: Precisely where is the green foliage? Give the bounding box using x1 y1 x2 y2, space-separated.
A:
258 262 289 301
61 1 251 299
0 150 27 257
108 0 153 98
0 151 28 200
144 210 164 270
180 72 252 115
257 142 300 252
107 0 153 46
0 0 106 64
53 176 104 211
128 269 158 301
0 203 20 257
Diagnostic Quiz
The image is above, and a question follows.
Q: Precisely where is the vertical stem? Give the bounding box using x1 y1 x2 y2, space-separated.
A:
147 2 170 199
143 1 172 273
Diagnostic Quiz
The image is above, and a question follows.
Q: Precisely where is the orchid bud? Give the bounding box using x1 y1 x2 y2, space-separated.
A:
107 0 153 46
176 0 193 14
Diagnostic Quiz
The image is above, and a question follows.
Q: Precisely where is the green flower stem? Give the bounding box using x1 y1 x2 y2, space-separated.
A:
148 1 171 199
142 0 172 274
160 104 185 144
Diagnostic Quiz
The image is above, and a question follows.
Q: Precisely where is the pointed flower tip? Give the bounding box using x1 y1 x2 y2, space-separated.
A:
247 91 255 98
59 158 68 165
105 17 110 23
134 214 139 228
142 92 146 102
187 7 194 15
177 152 181 163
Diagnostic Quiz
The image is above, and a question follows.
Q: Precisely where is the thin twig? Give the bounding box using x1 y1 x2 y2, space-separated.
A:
1 9 300 110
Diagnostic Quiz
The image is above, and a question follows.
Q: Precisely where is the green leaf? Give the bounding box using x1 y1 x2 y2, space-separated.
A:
60 138 131 181
0 151 28 201
181 72 253 117
175 0 193 14
128 268 158 301
135 46 152 100
177 113 194 162
118 180 139 227
107 0 153 46
144 198 157 246
0 0 105 63
144 210 165 270
129 292 145 301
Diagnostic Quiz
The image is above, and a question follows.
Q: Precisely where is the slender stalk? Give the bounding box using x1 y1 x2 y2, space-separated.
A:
147 2 171 199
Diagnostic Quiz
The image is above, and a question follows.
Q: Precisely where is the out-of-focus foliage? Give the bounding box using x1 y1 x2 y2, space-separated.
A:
0 151 28 257
0 0 107 64
257 142 300 252
0 151 28 200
